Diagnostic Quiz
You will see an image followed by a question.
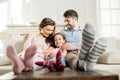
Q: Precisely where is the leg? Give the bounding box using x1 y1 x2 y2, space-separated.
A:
24 45 37 69
79 23 95 60
61 56 66 66
6 45 25 74
85 38 107 71
35 60 56 71
65 50 79 70
33 56 44 71
55 50 65 71
36 50 65 71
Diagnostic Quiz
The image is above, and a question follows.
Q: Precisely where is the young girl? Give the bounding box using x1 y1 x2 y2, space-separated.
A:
35 33 67 71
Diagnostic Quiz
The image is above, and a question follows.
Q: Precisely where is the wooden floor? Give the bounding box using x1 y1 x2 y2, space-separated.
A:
0 69 119 80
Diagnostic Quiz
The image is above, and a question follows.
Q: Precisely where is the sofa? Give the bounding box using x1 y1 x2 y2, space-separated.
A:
0 27 120 79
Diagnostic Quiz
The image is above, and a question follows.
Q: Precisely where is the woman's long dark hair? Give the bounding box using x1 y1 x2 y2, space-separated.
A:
39 17 56 44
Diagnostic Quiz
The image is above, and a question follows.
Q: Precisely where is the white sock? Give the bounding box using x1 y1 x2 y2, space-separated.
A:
85 38 107 71
79 23 95 60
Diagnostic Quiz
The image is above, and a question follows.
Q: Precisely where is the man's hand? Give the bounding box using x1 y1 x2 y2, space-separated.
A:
61 43 80 50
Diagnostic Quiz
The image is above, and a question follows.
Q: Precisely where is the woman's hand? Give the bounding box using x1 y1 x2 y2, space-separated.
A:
43 47 55 60
48 52 56 58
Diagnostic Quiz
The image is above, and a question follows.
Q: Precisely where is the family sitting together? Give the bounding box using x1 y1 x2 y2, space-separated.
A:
6 9 107 74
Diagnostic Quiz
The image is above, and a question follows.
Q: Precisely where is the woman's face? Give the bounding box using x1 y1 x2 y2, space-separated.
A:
41 25 55 37
54 34 65 48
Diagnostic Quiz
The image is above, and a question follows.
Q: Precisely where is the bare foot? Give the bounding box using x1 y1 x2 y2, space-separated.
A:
6 45 25 74
24 45 37 68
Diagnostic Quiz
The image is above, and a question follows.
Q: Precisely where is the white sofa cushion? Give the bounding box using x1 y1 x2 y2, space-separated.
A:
97 37 120 64
98 50 120 64
0 39 24 66
0 56 11 66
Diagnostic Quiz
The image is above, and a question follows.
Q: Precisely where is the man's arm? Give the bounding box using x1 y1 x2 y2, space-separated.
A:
61 42 80 50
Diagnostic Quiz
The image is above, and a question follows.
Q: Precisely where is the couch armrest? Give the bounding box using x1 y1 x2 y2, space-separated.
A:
98 50 120 64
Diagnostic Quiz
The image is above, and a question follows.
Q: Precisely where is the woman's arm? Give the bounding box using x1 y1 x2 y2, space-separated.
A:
43 47 55 59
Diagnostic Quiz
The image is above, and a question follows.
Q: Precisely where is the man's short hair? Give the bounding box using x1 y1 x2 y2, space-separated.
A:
63 9 78 19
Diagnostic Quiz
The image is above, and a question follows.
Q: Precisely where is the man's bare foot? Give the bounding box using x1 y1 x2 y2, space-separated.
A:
6 45 25 74
24 45 37 68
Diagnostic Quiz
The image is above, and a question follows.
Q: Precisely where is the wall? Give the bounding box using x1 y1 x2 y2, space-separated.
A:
21 0 97 28
84 0 97 31
0 0 97 33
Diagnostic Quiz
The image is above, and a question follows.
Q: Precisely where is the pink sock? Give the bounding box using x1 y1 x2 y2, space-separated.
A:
56 64 65 71
24 45 37 68
56 50 65 71
6 45 25 74
35 60 56 71
35 61 44 66
45 60 56 71
56 50 61 63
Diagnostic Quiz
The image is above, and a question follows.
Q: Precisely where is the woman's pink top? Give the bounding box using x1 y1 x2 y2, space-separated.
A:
23 33 50 58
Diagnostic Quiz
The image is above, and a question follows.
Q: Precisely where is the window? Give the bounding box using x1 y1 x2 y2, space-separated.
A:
9 0 22 24
98 0 120 38
0 0 8 57
0 0 22 56
0 0 8 32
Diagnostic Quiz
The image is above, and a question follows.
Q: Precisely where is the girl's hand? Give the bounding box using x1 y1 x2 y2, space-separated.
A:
44 53 48 60
61 50 67 57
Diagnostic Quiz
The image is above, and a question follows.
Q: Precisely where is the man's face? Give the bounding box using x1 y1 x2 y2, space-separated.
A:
64 17 76 29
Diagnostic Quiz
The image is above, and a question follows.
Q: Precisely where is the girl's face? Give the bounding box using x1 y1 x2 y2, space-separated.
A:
54 34 65 48
41 25 55 37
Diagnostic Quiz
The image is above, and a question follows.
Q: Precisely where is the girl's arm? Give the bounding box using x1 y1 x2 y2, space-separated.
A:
61 49 67 57
61 42 80 50
48 49 67 58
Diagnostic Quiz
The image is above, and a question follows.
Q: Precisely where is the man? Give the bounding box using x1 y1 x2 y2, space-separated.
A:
60 9 107 71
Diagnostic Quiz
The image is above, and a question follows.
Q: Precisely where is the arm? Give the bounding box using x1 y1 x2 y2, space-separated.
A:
61 42 80 50
43 47 55 60
48 49 67 58
61 49 67 57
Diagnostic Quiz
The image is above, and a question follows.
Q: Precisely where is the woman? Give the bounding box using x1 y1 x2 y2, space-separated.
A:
35 33 67 71
6 17 56 74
